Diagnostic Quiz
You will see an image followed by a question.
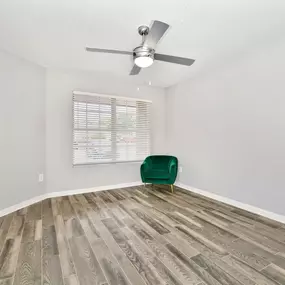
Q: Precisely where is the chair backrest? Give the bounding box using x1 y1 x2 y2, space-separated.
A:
146 155 177 169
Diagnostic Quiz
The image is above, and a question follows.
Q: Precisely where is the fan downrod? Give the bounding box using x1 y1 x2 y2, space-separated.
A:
138 25 149 36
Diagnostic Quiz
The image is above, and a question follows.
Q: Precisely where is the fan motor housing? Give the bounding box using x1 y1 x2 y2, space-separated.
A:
133 46 154 61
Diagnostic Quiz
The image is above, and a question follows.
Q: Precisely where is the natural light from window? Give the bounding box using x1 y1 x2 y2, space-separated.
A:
73 92 151 165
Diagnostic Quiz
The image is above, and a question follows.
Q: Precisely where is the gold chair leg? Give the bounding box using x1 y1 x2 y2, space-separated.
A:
170 184 174 193
143 183 146 194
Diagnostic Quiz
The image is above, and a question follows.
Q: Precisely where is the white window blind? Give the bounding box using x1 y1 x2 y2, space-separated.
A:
73 92 151 165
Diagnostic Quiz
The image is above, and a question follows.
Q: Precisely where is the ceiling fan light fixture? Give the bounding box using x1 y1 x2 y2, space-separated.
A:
85 20 195 76
134 56 154 68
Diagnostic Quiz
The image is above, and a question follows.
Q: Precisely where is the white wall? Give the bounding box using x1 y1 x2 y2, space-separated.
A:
167 40 285 215
3 37 284 218
0 50 46 209
46 69 166 194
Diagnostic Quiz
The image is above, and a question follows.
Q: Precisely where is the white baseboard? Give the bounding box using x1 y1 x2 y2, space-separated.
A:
176 182 285 224
0 181 142 217
47 181 143 198
0 194 48 218
2 180 284 225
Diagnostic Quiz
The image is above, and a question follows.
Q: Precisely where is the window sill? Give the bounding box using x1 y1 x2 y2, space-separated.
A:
73 160 143 167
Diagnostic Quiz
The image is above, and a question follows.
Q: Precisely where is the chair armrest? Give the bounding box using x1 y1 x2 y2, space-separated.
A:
141 161 148 172
168 157 178 184
140 160 150 182
168 159 177 174
141 159 151 174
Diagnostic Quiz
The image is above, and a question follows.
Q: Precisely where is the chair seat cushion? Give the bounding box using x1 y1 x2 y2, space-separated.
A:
144 170 170 179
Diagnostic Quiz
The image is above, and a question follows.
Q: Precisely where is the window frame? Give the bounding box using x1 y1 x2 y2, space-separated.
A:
72 91 152 166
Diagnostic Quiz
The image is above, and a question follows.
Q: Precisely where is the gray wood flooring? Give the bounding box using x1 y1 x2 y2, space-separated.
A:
0 185 285 285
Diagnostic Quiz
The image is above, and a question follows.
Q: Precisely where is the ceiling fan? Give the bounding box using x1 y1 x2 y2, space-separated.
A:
85 20 195 75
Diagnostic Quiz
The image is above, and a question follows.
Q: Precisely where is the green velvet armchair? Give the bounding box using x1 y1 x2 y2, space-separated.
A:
140 155 178 192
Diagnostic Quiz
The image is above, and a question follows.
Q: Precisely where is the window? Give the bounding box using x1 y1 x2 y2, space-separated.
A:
73 91 151 165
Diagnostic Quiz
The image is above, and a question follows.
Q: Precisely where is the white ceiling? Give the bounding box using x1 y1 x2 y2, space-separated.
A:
0 0 284 87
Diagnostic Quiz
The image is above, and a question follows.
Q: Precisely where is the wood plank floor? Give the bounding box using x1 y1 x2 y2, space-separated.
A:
1 185 285 285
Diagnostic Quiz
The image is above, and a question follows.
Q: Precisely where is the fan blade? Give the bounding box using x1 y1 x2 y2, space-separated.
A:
154 53 195 66
86 47 133 55
143 20 170 47
129 65 141 75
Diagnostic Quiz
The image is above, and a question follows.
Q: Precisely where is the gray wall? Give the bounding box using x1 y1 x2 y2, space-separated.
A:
3 38 284 218
0 50 46 209
167 40 285 215
46 69 166 194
